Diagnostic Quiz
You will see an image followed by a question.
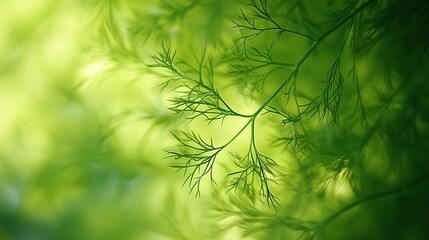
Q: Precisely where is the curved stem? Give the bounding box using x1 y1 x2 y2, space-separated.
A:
311 172 429 238
254 0 376 118
208 1 378 204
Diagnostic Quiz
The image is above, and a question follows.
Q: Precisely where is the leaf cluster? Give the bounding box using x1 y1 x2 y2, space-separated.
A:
144 0 429 238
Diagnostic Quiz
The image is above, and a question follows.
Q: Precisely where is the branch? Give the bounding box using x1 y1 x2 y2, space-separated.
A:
310 172 429 239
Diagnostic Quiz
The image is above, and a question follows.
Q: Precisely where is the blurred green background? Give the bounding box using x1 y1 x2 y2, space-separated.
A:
0 1 204 239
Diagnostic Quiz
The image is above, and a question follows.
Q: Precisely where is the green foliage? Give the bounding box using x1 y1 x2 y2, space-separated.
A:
1 0 429 239
143 0 429 238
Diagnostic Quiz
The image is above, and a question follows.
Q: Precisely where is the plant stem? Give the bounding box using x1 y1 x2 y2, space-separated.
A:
311 172 429 238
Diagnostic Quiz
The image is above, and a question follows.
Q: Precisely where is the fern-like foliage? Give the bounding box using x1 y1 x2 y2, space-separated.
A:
167 130 221 196
139 0 429 238
146 0 381 207
8 0 429 239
